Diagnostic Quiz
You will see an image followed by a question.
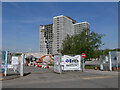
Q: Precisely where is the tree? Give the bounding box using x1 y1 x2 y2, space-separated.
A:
59 29 104 60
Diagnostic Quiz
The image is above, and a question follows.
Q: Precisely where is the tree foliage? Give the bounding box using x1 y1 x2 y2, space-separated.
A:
100 48 120 56
59 29 104 60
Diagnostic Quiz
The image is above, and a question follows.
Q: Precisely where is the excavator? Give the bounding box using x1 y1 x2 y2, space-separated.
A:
36 54 53 63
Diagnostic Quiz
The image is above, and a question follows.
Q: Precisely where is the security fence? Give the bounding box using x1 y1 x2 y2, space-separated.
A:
99 51 119 71
0 51 24 76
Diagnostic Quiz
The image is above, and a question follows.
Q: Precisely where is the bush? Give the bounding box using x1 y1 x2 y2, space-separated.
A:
48 64 54 66
85 65 100 70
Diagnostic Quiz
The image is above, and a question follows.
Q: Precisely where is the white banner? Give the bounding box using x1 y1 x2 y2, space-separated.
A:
61 55 81 70
12 56 19 65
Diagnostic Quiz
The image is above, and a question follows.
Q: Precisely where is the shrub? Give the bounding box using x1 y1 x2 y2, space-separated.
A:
85 65 100 70
48 64 54 66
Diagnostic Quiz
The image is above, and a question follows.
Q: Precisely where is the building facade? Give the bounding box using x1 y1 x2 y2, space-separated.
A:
40 15 90 54
40 24 53 54
52 15 75 54
73 22 90 35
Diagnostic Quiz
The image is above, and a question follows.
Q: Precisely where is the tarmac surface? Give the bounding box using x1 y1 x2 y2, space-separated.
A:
1 66 119 88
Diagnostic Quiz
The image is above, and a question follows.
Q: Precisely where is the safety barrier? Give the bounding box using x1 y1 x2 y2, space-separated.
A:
33 63 50 69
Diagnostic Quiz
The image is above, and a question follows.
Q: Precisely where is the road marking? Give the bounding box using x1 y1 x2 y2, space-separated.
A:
82 76 111 80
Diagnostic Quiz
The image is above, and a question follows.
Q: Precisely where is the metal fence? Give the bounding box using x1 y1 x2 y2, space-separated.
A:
1 51 24 76
99 51 119 71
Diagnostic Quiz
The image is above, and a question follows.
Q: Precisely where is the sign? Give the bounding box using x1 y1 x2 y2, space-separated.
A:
82 53 85 58
62 55 81 70
7 65 13 69
81 53 85 72
12 56 19 65
65 59 69 63
54 54 62 74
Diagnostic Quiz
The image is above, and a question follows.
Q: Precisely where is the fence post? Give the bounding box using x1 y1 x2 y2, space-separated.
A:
109 52 112 71
4 51 8 76
20 54 24 76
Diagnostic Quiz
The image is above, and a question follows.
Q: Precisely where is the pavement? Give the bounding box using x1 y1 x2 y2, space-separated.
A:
0 66 53 81
0 74 20 81
85 69 119 76
1 66 118 81
1 66 119 88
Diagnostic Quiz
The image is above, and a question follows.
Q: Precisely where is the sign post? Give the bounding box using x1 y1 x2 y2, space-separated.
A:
81 53 85 72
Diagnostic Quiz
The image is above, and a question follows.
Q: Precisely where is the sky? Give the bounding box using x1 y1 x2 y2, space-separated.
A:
2 2 118 53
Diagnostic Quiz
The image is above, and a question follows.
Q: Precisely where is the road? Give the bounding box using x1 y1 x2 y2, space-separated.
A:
2 66 119 88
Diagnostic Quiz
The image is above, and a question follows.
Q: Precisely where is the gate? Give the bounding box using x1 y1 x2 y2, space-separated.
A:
1 51 24 76
53 54 81 73
99 51 119 71
53 54 62 74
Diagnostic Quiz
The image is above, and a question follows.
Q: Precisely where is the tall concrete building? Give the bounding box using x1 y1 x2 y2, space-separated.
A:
40 15 90 54
73 22 90 35
52 15 75 54
40 24 53 54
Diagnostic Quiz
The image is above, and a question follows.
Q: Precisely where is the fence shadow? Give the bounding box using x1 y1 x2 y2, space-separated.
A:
23 72 31 76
